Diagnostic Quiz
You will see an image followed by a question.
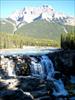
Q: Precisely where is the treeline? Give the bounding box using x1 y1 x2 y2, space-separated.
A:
61 32 75 49
0 32 75 49
0 32 59 49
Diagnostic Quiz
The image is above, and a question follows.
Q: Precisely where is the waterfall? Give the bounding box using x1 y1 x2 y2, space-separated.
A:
30 55 55 79
30 57 43 78
0 56 16 77
7 59 16 76
53 79 68 96
30 55 68 96
40 55 55 80
1 54 68 97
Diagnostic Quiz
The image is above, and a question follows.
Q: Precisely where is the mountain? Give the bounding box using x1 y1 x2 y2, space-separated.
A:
0 5 75 40
0 18 16 33
16 20 66 40
9 5 75 26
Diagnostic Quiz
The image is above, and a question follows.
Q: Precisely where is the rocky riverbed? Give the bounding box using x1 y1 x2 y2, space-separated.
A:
0 49 75 100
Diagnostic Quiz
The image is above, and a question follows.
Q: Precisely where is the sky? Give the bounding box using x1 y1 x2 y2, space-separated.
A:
0 0 75 18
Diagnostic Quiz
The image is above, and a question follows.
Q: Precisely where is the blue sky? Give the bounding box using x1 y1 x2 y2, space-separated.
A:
0 0 75 18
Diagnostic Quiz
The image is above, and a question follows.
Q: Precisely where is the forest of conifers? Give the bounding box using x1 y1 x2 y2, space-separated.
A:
0 32 75 49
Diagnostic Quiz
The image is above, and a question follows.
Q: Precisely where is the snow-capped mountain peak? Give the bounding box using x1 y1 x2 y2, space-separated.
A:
9 5 75 26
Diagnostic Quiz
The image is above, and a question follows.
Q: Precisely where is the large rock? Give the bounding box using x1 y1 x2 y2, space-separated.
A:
0 76 52 100
0 89 33 100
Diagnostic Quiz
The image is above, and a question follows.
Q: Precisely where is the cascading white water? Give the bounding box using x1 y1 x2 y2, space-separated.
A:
30 57 44 78
40 55 55 80
53 79 68 96
7 59 16 76
0 56 16 77
30 55 55 79
30 55 68 96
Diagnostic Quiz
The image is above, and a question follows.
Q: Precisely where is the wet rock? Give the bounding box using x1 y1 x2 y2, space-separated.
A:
0 89 33 100
69 96 75 100
70 76 75 84
54 50 75 76
14 56 31 76
17 76 46 91
31 90 49 98
35 96 51 100
0 76 53 100
0 78 19 90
